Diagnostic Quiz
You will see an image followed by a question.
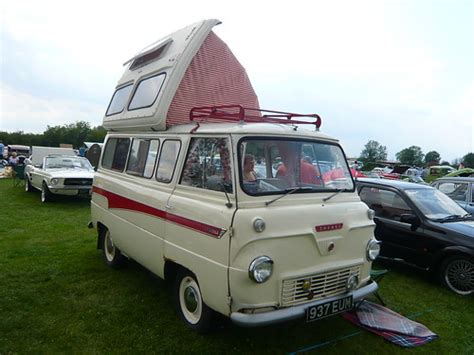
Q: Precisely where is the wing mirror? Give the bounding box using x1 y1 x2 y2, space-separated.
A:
400 213 421 231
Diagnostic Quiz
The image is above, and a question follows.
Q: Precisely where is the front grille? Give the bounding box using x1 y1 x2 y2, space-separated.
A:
281 266 361 307
64 178 93 186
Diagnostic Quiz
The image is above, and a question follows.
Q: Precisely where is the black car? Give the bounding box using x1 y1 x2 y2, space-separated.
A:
356 178 473 295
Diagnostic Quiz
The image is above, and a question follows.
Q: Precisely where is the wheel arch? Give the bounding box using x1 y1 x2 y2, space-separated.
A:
96 222 107 250
432 246 474 272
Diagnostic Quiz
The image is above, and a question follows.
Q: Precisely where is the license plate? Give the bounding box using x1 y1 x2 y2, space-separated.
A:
306 295 353 322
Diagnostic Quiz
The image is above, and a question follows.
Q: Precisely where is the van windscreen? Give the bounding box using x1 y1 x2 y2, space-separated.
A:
239 138 354 195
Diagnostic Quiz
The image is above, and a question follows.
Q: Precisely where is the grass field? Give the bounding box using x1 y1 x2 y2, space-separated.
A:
0 178 473 354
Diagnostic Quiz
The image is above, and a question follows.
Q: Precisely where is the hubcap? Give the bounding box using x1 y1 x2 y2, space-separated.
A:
445 259 474 295
104 232 115 262
184 286 198 313
179 276 202 324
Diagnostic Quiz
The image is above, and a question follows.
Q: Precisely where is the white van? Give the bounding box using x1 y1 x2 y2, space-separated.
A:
90 19 379 332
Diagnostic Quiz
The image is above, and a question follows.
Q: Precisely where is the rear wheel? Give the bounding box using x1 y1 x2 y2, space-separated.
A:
41 182 52 202
174 269 213 333
439 255 474 295
102 229 127 269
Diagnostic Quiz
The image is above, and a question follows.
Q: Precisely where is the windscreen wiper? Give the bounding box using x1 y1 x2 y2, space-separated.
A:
265 186 315 206
322 188 346 202
435 214 467 222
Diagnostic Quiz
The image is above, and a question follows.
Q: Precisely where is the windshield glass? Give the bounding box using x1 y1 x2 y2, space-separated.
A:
45 156 93 170
405 188 468 219
239 138 354 195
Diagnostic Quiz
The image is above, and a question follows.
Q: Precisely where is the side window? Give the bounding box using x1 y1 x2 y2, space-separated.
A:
360 187 412 221
106 84 133 116
102 138 131 172
180 137 233 193
441 182 468 201
156 140 181 183
128 73 166 110
126 139 159 178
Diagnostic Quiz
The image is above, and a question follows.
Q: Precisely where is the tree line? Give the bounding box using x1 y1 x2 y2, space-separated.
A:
358 140 474 170
0 121 107 150
1 122 473 169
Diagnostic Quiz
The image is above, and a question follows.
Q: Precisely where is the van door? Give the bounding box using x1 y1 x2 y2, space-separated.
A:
164 136 236 315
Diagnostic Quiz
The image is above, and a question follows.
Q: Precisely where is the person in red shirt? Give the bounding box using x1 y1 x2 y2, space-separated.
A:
277 158 321 185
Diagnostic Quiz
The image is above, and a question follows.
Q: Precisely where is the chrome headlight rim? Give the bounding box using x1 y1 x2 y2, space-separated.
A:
50 178 60 186
248 256 274 283
366 239 381 261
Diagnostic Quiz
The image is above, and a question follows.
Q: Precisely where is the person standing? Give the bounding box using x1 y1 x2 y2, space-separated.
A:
8 152 19 165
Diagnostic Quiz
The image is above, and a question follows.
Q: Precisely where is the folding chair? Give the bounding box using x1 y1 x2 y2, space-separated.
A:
370 268 389 306
12 165 26 187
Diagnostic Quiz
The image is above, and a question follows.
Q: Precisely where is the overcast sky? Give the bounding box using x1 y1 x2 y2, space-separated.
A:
1 0 473 162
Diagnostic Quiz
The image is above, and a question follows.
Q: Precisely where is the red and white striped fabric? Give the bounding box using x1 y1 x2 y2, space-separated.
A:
166 31 260 127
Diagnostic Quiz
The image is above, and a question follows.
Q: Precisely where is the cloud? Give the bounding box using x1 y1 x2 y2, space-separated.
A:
0 84 104 132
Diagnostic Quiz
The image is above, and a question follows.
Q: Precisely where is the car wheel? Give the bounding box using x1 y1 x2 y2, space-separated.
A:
440 255 474 295
102 229 127 269
41 182 52 202
25 177 33 192
174 269 213 333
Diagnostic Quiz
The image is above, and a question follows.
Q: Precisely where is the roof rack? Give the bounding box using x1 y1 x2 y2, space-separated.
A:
189 105 322 129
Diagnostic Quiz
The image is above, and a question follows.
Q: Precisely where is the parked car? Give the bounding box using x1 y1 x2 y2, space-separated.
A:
444 168 474 178
431 177 474 214
425 165 456 183
25 155 95 202
356 178 473 295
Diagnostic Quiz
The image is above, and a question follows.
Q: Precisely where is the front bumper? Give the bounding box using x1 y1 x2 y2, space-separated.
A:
48 185 92 195
230 280 378 327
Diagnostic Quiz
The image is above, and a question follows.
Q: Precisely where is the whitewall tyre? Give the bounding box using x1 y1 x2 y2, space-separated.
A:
102 229 126 269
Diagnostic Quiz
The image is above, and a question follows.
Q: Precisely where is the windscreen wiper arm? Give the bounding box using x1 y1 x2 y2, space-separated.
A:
265 187 314 206
322 188 345 202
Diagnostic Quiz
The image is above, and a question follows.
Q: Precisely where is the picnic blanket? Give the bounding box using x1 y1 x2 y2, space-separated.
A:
342 301 438 348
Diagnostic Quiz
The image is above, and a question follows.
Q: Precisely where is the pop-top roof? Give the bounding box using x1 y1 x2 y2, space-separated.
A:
103 19 260 131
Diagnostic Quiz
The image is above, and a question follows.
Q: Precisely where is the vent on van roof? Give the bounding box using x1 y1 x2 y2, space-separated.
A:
128 38 172 71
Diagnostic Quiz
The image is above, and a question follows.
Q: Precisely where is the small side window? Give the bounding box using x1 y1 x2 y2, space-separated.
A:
359 187 412 220
126 139 160 178
128 73 166 110
106 84 133 116
102 138 131 172
180 137 233 193
156 140 181 183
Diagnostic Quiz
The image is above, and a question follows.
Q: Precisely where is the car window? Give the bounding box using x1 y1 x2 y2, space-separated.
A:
126 139 159 178
102 138 131 172
106 84 133 116
359 187 412 221
180 137 233 193
437 182 468 202
156 140 181 183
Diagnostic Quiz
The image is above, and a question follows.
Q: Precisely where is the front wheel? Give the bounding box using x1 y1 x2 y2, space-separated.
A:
41 182 52 202
102 229 127 269
174 270 213 333
25 177 33 192
439 255 474 295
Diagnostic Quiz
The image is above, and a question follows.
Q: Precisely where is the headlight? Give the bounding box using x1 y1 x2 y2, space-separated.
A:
50 178 59 185
248 256 273 283
366 239 381 261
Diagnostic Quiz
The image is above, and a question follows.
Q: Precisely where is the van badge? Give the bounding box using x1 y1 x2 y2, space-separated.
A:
315 223 343 232
302 279 311 291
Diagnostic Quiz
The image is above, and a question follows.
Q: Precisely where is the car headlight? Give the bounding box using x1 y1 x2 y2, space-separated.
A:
248 256 274 283
50 178 59 185
366 239 381 261
367 209 375 220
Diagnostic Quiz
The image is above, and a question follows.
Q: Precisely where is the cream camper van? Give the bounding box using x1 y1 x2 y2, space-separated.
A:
90 19 379 332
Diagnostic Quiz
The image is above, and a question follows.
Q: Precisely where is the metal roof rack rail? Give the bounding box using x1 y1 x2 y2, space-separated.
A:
189 105 322 129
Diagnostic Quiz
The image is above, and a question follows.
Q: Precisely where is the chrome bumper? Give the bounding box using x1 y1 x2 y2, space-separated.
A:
230 280 378 327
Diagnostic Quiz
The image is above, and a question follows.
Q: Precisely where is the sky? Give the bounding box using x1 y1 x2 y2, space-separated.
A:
1 0 473 162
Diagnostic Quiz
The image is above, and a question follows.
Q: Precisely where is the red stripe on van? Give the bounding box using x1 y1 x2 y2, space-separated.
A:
92 186 224 238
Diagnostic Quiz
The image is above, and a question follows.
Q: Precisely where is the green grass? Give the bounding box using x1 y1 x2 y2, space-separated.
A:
0 178 473 354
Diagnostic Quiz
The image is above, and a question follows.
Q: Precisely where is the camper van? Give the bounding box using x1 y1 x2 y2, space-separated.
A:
90 19 379 332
